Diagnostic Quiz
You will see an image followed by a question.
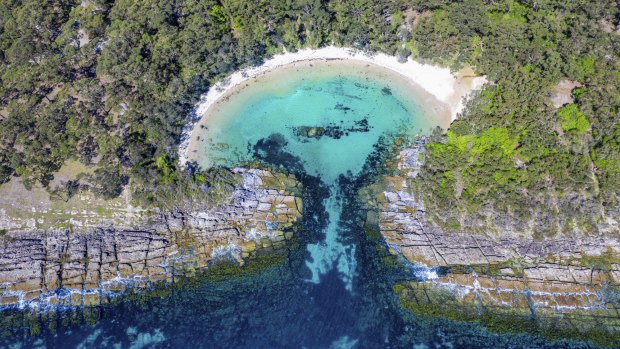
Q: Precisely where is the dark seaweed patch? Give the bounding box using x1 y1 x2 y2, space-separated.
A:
289 118 372 142
334 103 352 112
252 133 304 172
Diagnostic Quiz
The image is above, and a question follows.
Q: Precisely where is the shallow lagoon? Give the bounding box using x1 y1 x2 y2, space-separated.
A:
0 61 601 348
188 60 447 176
190 61 442 292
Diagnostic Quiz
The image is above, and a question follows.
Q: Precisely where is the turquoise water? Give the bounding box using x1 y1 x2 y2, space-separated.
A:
192 61 437 290
192 62 436 180
0 62 602 348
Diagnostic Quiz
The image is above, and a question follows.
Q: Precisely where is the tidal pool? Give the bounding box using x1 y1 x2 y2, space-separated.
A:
0 61 601 348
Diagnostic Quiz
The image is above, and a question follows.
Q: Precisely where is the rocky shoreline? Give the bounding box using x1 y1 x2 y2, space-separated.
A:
360 139 620 344
2 139 619 344
0 169 303 310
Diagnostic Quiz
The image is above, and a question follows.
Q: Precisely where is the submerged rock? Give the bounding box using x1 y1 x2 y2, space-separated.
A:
289 119 371 142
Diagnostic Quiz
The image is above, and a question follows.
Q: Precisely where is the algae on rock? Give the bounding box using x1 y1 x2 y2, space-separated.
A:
362 138 620 345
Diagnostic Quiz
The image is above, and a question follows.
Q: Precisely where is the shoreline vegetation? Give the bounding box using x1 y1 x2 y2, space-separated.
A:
180 46 487 167
3 0 615 226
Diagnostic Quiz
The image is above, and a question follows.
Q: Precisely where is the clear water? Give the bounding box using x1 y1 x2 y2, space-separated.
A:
193 62 435 291
0 62 599 348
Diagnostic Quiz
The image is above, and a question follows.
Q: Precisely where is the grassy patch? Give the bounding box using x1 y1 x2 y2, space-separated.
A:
559 104 590 135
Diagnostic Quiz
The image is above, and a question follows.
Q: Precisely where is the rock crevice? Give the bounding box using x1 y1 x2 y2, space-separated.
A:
0 169 303 309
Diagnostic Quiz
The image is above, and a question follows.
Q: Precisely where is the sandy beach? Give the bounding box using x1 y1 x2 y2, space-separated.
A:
180 46 486 166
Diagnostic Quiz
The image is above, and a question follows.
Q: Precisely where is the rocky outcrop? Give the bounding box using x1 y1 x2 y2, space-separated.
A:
547 79 582 109
362 140 620 341
0 169 302 309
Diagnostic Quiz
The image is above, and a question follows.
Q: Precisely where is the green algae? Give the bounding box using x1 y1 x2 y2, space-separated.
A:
448 258 529 278
578 247 620 272
200 251 288 283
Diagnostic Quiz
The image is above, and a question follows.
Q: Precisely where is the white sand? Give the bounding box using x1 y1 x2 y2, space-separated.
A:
179 46 486 166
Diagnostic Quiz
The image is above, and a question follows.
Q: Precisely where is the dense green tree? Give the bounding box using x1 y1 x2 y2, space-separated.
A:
410 0 620 235
0 0 617 220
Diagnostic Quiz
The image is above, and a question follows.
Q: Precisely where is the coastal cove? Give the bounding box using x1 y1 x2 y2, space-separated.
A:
0 48 617 349
184 54 452 294
1 1 619 348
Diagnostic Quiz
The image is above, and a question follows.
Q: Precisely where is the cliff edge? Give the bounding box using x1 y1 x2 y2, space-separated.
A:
0 169 302 309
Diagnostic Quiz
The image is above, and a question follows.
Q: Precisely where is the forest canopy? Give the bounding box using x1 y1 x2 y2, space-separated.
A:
0 0 618 231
